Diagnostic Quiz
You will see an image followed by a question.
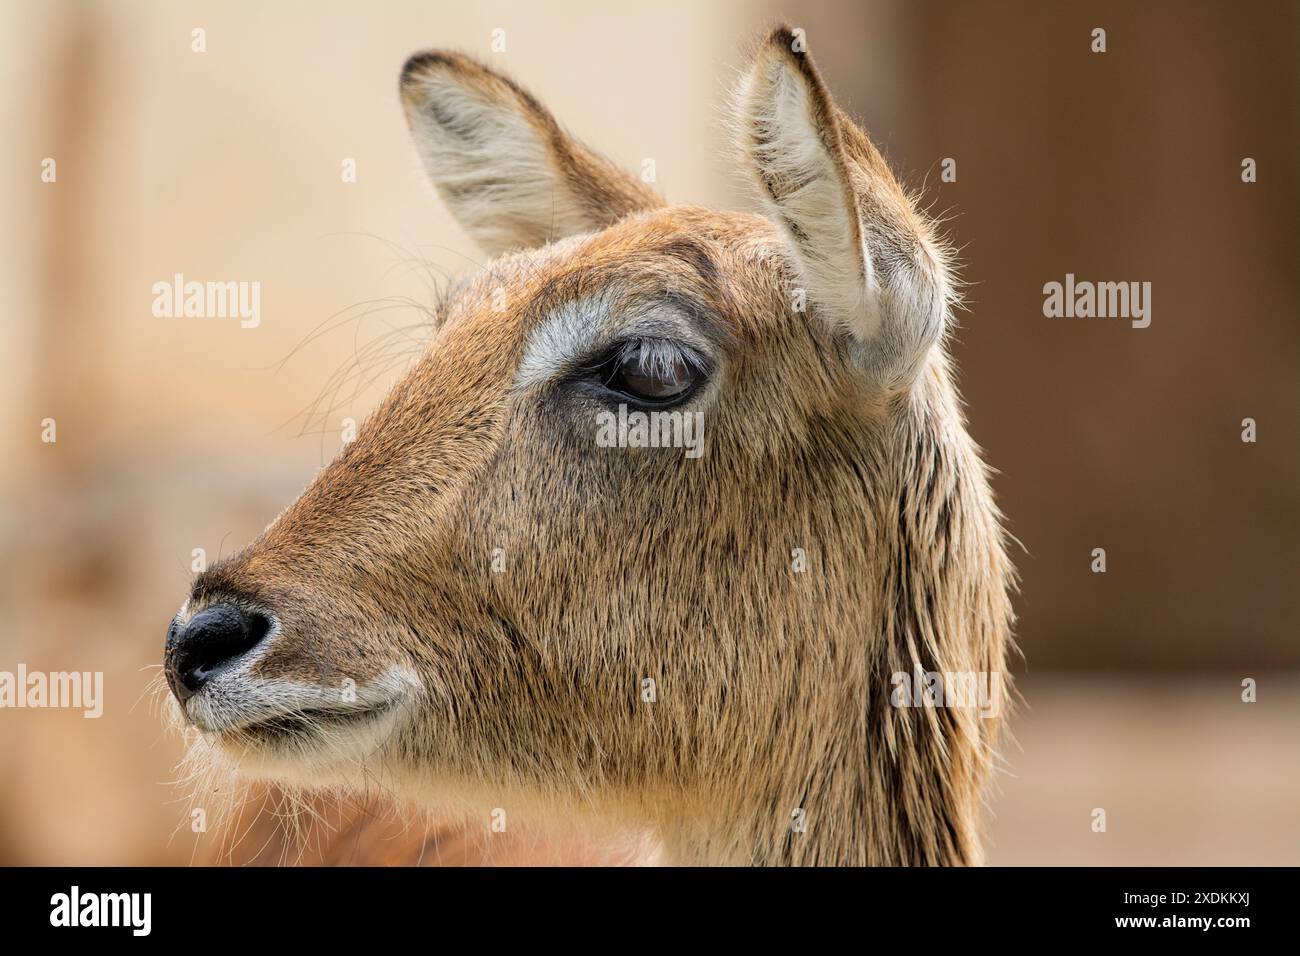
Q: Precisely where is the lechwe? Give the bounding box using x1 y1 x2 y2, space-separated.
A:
164 27 1015 866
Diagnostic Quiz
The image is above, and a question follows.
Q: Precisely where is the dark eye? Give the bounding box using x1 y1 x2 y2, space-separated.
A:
597 340 705 406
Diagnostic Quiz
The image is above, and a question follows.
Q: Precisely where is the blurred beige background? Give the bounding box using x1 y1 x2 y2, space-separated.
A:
0 0 1296 865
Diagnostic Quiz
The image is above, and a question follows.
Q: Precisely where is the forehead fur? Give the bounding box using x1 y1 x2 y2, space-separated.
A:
442 206 789 348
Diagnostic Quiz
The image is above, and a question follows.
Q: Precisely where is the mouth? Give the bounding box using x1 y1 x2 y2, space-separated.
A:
177 668 421 765
223 697 405 746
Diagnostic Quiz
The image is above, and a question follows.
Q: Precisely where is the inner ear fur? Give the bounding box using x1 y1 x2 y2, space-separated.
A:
401 50 664 256
735 27 953 390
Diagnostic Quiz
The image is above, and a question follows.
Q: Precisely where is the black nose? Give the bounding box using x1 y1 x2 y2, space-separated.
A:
165 604 272 703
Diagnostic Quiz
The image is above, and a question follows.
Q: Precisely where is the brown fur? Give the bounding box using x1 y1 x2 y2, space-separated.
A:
167 27 1014 866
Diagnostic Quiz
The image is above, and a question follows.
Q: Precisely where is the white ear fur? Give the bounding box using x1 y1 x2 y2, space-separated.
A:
736 28 950 388
738 47 876 339
400 51 663 256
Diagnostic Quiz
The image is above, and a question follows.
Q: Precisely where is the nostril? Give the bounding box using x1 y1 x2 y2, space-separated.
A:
187 610 268 684
165 604 274 703
248 611 272 643
246 610 271 646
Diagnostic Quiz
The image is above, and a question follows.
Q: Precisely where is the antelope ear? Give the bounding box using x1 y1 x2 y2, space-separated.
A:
400 51 664 256
735 27 951 388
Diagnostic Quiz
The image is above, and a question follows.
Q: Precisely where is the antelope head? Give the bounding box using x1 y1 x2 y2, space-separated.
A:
164 28 1013 866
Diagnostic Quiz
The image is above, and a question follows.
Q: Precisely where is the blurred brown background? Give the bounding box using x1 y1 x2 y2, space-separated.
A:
0 0 1296 865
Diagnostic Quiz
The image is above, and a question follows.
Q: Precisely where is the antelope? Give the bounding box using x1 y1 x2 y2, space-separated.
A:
163 26 1015 866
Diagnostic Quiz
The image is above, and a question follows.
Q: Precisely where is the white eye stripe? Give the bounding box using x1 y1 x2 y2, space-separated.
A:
515 297 596 390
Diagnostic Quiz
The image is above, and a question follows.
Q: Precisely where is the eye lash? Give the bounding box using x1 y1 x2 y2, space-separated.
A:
565 337 709 380
611 338 709 380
